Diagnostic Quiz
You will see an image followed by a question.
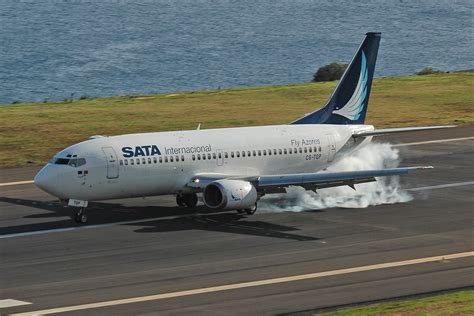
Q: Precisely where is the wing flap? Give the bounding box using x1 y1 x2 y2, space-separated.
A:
257 166 432 190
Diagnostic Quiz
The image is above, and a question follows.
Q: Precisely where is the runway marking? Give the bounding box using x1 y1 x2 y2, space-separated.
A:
391 136 474 147
0 180 34 187
10 251 474 315
407 181 474 192
0 299 31 309
0 214 192 239
0 213 227 239
2 178 473 240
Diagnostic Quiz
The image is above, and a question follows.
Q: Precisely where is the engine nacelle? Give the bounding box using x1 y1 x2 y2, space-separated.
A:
203 179 258 210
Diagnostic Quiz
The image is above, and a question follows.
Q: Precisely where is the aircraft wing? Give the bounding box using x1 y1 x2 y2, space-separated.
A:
187 166 432 193
256 166 431 193
353 125 455 137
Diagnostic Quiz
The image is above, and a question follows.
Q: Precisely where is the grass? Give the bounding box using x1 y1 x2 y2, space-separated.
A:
0 72 473 167
318 289 474 316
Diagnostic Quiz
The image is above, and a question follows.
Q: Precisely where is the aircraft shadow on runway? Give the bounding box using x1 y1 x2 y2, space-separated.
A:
0 197 318 241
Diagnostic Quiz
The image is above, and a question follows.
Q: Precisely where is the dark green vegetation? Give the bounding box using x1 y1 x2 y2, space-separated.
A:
416 67 444 76
318 289 474 315
1 72 472 167
313 62 348 82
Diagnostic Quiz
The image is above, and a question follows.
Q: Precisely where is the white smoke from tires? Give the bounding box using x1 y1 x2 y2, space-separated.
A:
259 142 413 212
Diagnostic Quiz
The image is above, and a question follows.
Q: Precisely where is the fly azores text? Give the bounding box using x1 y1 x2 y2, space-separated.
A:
121 144 212 158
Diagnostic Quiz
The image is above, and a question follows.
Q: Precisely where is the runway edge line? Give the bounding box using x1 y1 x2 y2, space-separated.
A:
10 251 474 316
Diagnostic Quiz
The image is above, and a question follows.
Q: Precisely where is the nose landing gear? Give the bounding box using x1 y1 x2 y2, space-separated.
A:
67 199 89 224
74 208 88 224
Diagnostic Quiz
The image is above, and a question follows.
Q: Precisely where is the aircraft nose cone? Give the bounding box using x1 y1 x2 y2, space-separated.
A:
34 166 60 197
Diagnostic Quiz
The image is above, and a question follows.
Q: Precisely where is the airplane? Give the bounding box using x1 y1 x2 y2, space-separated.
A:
34 32 452 224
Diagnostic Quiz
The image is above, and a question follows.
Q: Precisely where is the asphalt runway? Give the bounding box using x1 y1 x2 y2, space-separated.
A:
1 126 473 315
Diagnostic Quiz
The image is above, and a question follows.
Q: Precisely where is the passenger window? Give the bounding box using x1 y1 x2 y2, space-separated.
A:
165 156 169 163
192 154 196 161
170 156 174 162
304 147 308 153
319 146 322 152
257 150 261 156
181 155 185 161
263 150 266 156
124 159 128 166
278 149 282 155
218 153 222 159
176 155 179 162
202 154 206 160
148 157 151 164
136 158 140 165
284 149 287 154
268 150 271 156
224 152 228 158
309 147 313 153
131 159 134 165
247 150 251 157
119 160 123 166
197 154 201 160
273 149 277 155
159 157 163 163
299 147 303 153
207 153 211 160
242 151 246 157
236 151 240 158
213 153 216 159
153 157 157 163
253 150 256 156
142 158 146 164
289 148 293 154
231 152 234 158
314 146 317 152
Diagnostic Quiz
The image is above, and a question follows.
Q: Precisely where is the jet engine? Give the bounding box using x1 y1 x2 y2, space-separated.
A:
203 179 257 210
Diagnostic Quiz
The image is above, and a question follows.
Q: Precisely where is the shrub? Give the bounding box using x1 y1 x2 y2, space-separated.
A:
312 63 348 82
416 67 443 75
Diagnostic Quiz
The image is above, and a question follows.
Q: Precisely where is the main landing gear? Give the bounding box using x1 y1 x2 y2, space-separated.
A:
74 207 88 224
245 203 258 215
176 193 198 208
237 203 258 215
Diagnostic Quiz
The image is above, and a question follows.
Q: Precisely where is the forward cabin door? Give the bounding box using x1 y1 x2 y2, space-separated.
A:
102 147 119 179
326 134 337 163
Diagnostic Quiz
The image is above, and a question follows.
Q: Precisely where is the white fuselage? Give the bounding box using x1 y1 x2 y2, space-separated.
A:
35 124 374 201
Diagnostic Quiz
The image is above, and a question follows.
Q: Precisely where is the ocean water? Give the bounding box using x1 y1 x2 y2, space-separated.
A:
1 0 472 104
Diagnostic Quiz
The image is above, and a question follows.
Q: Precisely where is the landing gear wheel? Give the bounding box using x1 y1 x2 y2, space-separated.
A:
176 194 186 207
245 203 257 215
74 208 88 224
183 193 198 208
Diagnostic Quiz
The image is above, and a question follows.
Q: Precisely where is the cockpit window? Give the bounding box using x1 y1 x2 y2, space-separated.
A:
68 159 78 167
50 157 86 167
53 158 70 165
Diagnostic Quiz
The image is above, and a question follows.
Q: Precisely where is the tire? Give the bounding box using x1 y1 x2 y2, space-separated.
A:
75 211 87 224
183 193 198 208
245 203 257 215
176 194 186 207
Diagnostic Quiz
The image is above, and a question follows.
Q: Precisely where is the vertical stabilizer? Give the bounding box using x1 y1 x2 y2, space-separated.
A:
292 32 381 125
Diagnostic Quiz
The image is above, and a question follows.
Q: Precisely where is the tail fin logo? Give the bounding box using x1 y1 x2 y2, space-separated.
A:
332 51 368 121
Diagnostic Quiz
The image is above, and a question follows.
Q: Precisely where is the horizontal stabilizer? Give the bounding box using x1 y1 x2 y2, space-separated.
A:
353 125 455 137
